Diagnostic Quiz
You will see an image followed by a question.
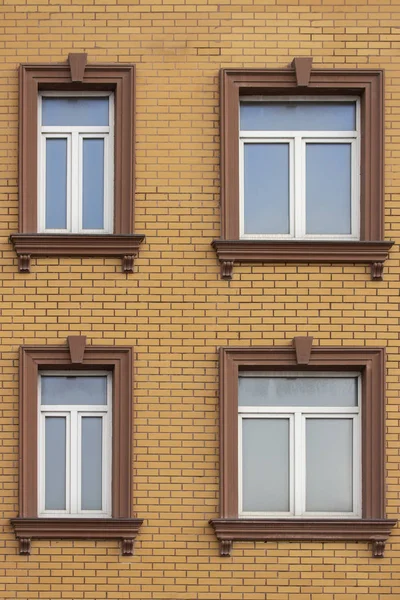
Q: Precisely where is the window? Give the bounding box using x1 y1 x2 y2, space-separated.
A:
11 54 145 273
239 372 361 518
11 341 142 556
38 93 114 234
39 372 112 517
240 98 359 241
212 63 393 280
209 345 396 557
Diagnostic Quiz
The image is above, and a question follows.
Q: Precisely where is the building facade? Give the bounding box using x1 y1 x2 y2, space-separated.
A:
0 0 399 598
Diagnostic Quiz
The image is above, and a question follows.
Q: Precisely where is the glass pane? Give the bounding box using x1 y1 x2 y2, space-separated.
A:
82 139 105 230
306 418 354 512
41 376 107 406
81 417 103 510
42 97 109 127
240 101 356 131
306 143 352 235
45 417 66 510
239 375 357 407
45 138 67 229
243 143 290 235
242 418 290 512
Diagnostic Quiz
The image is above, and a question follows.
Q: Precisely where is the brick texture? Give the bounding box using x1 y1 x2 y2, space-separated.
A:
0 0 400 598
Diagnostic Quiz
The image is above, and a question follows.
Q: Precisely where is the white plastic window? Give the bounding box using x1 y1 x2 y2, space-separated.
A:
239 97 360 240
38 92 114 234
238 372 361 518
38 372 112 518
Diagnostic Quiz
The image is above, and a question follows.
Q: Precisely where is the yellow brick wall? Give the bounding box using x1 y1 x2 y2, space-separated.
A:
0 0 400 598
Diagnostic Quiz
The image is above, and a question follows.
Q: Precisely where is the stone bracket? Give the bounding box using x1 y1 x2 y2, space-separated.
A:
220 260 234 280
370 262 384 281
122 255 135 273
18 538 31 555
121 538 135 556
219 539 233 557
18 255 31 273
372 540 386 558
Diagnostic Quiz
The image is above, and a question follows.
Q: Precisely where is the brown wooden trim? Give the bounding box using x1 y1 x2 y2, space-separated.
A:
17 58 143 271
218 66 388 277
216 346 395 555
11 518 143 556
209 518 397 557
10 233 145 273
212 240 394 280
16 344 139 555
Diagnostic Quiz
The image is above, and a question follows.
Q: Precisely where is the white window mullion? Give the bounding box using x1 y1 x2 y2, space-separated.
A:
288 139 295 238
71 131 80 233
38 134 46 233
70 410 79 515
293 411 304 516
239 139 245 239
351 138 360 239
107 93 114 234
65 413 71 514
103 373 113 514
289 414 295 516
353 414 362 517
238 414 243 515
103 134 110 233
295 136 305 238
38 411 45 515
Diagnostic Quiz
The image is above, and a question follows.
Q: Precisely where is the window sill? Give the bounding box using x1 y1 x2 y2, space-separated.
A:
10 233 146 273
211 239 394 280
209 518 397 557
11 517 144 556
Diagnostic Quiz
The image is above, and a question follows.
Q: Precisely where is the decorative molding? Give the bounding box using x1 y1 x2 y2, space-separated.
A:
11 518 143 556
293 336 313 365
291 57 313 87
18 538 31 555
371 261 384 281
18 345 134 520
10 234 145 273
220 260 234 280
121 538 135 556
219 539 233 557
68 53 88 82
218 346 390 538
372 539 386 558
122 255 135 273
219 68 386 249
209 518 396 557
67 336 87 364
18 254 31 273
19 61 136 236
212 240 394 280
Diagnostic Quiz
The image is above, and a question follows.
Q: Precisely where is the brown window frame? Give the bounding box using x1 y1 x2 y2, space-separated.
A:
212 64 393 281
11 342 143 556
10 54 145 274
209 345 396 557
